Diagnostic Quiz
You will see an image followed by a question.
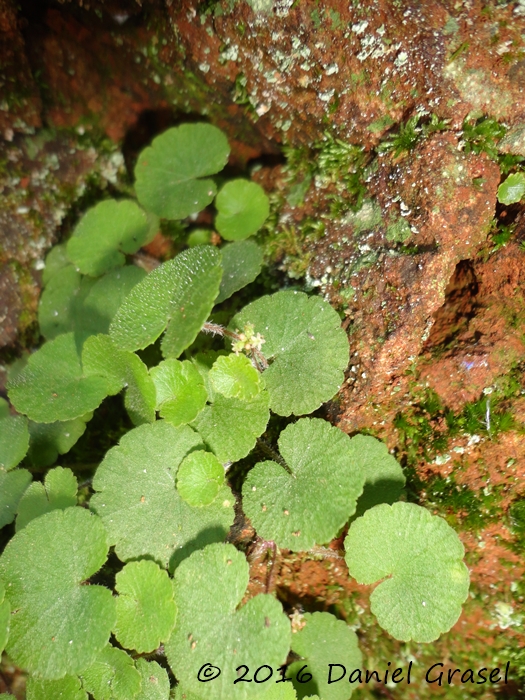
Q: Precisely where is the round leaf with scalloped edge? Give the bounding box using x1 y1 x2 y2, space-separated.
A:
230 291 349 416
150 359 207 426
0 507 115 679
209 353 262 401
80 645 141 700
215 179 269 241
90 421 234 570
135 124 230 220
344 502 470 642
177 450 224 507
16 466 77 531
243 418 364 551
165 543 291 700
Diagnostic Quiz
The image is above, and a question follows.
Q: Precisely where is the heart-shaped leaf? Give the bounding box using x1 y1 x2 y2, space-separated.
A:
0 468 32 528
0 507 115 679
150 359 207 426
243 418 364 551
66 199 158 277
216 240 263 304
289 612 362 700
90 421 234 570
209 353 262 401
0 414 29 470
165 543 291 700
114 560 177 653
177 450 224 507
26 675 87 700
110 246 222 358
80 645 141 700
8 333 112 423
344 502 470 642
231 291 349 416
215 179 269 241
15 466 77 531
135 123 230 219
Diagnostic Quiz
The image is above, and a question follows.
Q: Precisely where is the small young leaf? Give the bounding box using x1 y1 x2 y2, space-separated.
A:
82 334 156 425
80 645 141 700
110 246 222 358
66 199 158 277
0 414 29 470
135 123 230 220
209 353 262 401
215 179 269 241
135 659 170 700
349 435 406 516
150 359 207 426
165 543 291 700
231 291 349 416
26 675 87 700
192 389 270 464
8 333 112 423
344 502 470 642
289 612 362 700
90 421 234 569
243 418 364 551
177 450 224 507
27 417 89 468
497 172 525 205
39 265 146 343
0 582 9 657
114 560 177 653
16 466 78 531
0 469 32 528
216 240 263 304
0 507 115 679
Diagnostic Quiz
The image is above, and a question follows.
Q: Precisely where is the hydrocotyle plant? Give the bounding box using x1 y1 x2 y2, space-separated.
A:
0 122 470 700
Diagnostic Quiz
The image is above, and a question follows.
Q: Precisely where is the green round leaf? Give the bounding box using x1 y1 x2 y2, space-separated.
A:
192 389 270 464
0 414 29 470
215 179 269 241
497 172 525 205
110 246 222 358
27 417 89 468
216 240 263 304
80 645 141 700
289 612 362 700
135 659 170 700
150 359 207 426
66 199 158 277
349 435 406 516
8 333 112 423
135 123 230 219
231 291 349 416
16 466 78 531
42 243 70 285
344 502 470 642
209 353 262 401
0 582 9 657
177 450 224 507
90 421 234 570
0 468 32 528
0 507 115 679
243 418 364 551
114 560 177 653
165 543 291 700
26 675 87 700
